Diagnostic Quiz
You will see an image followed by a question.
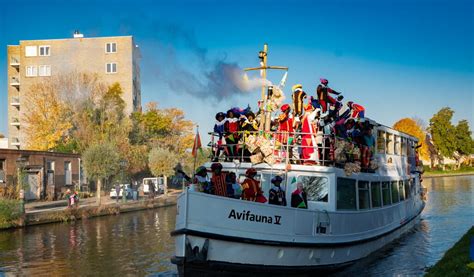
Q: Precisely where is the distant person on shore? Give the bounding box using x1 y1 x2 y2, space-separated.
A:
268 176 287 206
291 182 308 209
115 184 121 202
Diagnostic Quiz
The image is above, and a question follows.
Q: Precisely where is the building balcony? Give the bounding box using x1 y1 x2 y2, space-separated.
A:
10 118 20 127
10 56 20 68
10 77 20 87
10 97 20 107
11 138 21 146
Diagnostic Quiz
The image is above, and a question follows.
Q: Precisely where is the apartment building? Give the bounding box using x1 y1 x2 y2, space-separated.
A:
7 32 141 149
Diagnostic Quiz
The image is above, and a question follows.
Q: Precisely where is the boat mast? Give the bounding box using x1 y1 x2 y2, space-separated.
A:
244 44 288 132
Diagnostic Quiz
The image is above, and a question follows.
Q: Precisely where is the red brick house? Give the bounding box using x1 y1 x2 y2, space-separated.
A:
0 149 81 200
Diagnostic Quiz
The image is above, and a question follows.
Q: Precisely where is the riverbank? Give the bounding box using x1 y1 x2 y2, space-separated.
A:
0 191 180 230
425 226 474 276
423 167 474 178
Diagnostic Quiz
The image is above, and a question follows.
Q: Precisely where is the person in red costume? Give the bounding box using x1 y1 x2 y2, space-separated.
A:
316 78 341 113
300 102 319 164
241 168 263 202
224 109 240 160
277 104 294 145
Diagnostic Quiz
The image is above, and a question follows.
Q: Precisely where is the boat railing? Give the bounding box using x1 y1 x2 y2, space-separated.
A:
208 130 364 168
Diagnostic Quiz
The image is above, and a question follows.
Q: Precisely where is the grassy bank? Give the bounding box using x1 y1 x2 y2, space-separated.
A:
423 166 474 177
425 227 474 276
0 199 22 229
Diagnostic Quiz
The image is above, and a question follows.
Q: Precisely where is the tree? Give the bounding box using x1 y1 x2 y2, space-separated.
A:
455 120 473 155
148 146 178 177
23 80 73 151
393 118 429 160
82 143 121 205
429 107 457 165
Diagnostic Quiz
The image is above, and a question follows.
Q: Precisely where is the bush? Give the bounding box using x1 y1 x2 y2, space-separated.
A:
0 199 22 229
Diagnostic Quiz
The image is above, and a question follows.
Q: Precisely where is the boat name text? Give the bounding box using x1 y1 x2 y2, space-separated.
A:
228 209 281 225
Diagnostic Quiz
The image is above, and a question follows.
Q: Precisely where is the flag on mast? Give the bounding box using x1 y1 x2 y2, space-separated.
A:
192 128 203 157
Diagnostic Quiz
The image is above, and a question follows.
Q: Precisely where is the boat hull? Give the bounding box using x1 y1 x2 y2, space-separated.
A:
171 187 424 276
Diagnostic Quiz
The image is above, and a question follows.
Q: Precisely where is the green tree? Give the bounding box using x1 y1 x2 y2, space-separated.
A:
429 107 457 165
83 143 121 205
455 120 473 155
148 146 178 177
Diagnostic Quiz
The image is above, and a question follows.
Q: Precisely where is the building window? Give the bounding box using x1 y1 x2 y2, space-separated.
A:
106 63 117 73
39 45 50 56
26 66 38 77
382 181 391 206
358 181 370 210
391 181 399 203
298 175 329 202
106 43 117 53
25 46 37 57
38 65 51 76
336 178 356 210
64 161 72 185
371 182 382 208
0 159 6 183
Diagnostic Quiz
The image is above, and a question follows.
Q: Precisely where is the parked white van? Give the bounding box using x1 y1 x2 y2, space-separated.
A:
142 177 166 194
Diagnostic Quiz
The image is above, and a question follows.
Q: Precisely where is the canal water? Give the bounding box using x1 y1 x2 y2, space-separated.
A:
0 176 472 276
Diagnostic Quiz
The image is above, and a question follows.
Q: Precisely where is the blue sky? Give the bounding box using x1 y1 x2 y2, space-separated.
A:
1 0 473 140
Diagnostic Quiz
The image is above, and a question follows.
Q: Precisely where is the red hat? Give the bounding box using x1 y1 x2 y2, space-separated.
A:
320 78 328 85
280 104 290 112
246 168 257 176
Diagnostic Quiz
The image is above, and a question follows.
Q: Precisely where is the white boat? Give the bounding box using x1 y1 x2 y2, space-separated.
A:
170 45 425 276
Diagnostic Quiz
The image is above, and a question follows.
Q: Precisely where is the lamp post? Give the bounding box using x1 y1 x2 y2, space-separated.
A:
16 157 28 214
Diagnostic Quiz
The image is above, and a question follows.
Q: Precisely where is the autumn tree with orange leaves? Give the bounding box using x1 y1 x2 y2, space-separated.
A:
393 118 430 160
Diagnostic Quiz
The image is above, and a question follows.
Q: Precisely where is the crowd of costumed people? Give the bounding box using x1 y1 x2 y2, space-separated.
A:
211 78 378 175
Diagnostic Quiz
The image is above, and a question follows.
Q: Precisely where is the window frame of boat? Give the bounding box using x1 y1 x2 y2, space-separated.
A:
381 181 392 206
401 137 408 156
394 135 401 155
336 177 357 211
377 130 386 154
357 180 370 210
398 180 405 201
297 175 329 203
404 180 410 199
391 181 399 203
260 171 288 206
386 133 394 155
370 181 382 208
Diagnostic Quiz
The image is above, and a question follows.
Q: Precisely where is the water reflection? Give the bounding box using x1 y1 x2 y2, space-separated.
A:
0 176 472 276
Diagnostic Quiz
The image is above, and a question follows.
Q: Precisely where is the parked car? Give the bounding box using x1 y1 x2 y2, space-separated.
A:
142 177 165 194
110 184 132 199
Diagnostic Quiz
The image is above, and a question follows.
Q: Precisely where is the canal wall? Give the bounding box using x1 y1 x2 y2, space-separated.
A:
19 194 178 228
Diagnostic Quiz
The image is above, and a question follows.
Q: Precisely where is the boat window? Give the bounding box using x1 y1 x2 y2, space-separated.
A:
336 178 357 210
398 181 405 201
371 182 382 208
386 133 394 155
401 137 408 156
394 135 401 155
298 175 328 202
404 180 410 199
382 182 391 206
410 178 416 195
391 181 399 203
358 181 370 210
377 130 386 154
408 140 415 157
